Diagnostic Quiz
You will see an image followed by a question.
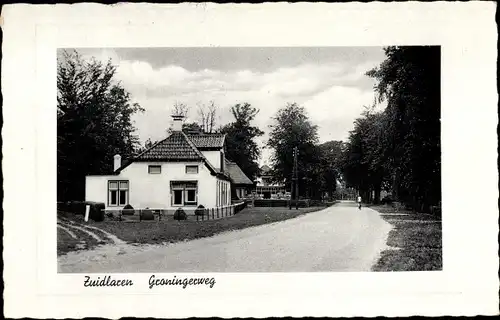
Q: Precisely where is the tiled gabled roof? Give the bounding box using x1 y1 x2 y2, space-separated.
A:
135 131 203 161
118 131 231 181
188 133 226 149
224 159 254 185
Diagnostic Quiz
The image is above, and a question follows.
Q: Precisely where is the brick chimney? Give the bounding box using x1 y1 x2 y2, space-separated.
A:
171 115 184 132
113 154 121 172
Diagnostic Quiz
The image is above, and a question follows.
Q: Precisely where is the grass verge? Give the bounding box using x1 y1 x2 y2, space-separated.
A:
58 206 328 253
371 205 442 271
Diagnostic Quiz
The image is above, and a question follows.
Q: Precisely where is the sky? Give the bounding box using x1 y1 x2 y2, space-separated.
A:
59 47 387 165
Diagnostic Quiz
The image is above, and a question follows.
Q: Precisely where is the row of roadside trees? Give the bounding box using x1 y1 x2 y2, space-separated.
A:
265 46 441 213
341 46 441 212
58 46 441 213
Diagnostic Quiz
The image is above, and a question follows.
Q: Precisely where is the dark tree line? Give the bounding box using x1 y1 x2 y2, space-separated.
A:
57 50 144 201
267 103 342 200
266 46 440 210
342 46 441 211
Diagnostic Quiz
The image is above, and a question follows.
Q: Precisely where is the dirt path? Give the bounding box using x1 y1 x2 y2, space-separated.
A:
58 201 393 273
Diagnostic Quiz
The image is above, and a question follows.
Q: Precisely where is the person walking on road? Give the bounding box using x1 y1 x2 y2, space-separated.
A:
357 195 362 210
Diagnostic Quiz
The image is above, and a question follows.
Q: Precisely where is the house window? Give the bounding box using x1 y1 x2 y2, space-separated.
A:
148 165 161 174
185 165 199 174
108 180 129 206
171 181 198 206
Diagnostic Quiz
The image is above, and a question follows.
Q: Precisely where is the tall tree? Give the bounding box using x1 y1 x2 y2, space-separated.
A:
197 100 218 133
220 103 264 180
267 102 320 199
341 108 391 203
317 140 344 199
366 46 441 210
57 50 144 201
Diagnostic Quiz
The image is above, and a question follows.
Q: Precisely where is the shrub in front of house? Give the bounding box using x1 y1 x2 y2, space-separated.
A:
87 202 105 222
173 208 187 220
141 209 155 221
122 204 135 215
194 205 206 216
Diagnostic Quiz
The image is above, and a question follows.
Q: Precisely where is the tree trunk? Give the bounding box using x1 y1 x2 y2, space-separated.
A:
373 184 381 204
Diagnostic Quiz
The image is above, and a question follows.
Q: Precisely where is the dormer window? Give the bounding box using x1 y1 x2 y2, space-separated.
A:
186 165 199 174
148 165 161 174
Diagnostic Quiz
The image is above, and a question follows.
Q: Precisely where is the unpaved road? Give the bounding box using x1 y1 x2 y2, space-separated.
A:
58 202 392 273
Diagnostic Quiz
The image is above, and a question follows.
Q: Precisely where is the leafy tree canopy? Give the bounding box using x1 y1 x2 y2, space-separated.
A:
220 103 264 181
57 50 144 201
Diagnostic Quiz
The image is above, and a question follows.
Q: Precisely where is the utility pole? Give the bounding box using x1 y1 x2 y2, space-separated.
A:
293 146 299 210
289 146 299 210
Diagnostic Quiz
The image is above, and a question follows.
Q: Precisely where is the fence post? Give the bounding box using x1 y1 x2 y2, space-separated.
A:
139 209 142 222
217 207 219 218
202 211 205 221
212 208 214 220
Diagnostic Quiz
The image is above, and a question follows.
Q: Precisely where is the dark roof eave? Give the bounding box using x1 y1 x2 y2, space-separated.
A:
215 172 232 181
133 158 203 162
232 182 254 186
195 146 223 151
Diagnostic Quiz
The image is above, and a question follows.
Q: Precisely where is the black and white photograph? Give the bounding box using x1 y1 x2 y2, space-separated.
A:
56 46 442 273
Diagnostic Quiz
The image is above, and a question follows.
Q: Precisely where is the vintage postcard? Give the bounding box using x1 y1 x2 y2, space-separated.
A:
2 2 498 318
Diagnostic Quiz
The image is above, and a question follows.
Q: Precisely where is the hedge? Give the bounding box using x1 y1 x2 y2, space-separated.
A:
253 199 311 208
57 201 105 222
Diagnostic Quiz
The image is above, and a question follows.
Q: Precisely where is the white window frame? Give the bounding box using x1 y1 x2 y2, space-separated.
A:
172 188 184 206
184 187 198 205
148 165 161 174
108 180 129 207
171 181 198 207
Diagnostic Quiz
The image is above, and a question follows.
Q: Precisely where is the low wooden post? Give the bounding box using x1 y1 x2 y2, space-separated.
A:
212 208 214 220
202 211 205 221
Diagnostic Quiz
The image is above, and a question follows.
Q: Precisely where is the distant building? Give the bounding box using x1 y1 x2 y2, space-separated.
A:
254 165 286 199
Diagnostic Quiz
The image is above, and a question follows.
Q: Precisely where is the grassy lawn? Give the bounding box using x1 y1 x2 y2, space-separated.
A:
370 205 442 271
58 206 328 251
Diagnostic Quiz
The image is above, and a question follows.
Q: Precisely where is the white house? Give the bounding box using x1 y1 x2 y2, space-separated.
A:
85 115 253 210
